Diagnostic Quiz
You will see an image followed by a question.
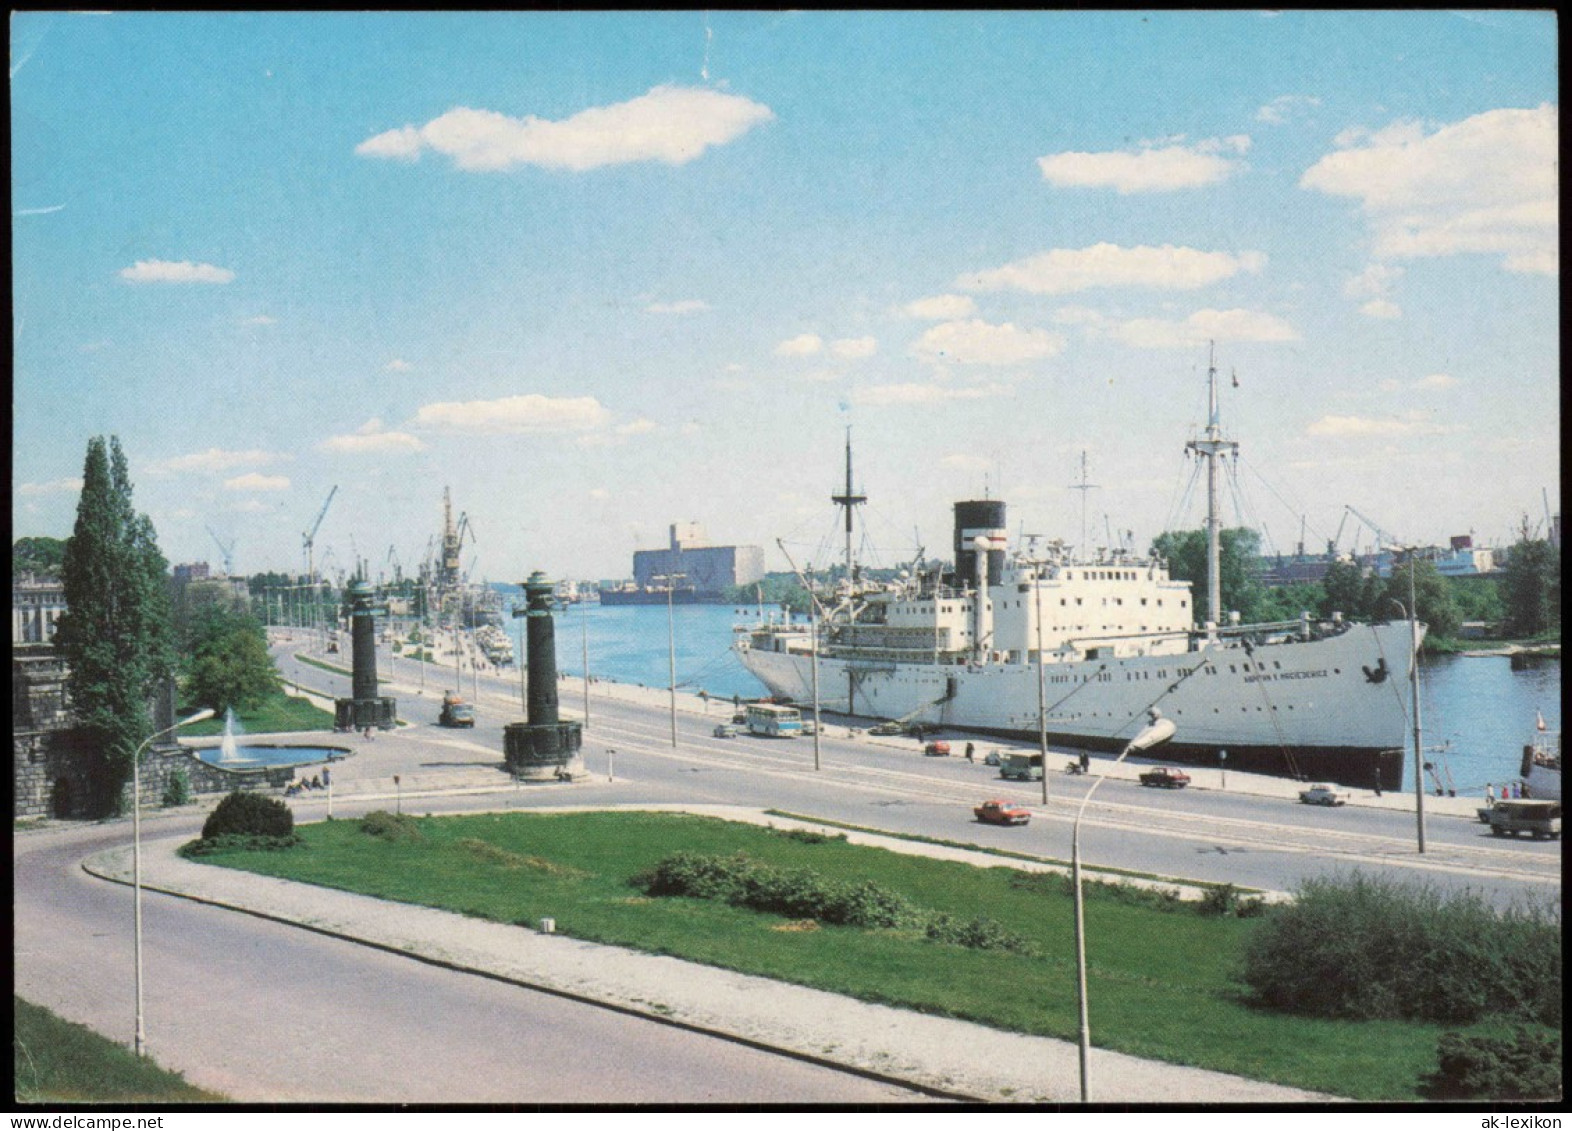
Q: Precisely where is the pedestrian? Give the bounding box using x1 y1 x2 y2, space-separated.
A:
322 767 331 788
965 742 975 763
1080 750 1091 774
362 725 373 742
1485 782 1495 806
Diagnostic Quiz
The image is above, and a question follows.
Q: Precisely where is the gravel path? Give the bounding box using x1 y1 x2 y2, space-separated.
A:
86 805 1336 1105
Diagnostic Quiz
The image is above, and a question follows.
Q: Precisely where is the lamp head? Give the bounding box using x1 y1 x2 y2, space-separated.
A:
180 708 217 726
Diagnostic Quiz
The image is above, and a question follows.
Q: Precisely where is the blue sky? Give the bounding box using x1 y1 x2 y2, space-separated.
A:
12 11 1559 584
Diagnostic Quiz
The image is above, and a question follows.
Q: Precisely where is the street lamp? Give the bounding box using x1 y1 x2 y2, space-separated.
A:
654 573 686 748
133 706 216 1057
1070 708 1175 1102
1390 575 1427 854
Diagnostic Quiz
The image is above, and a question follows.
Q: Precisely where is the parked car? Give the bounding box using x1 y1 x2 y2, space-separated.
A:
800 719 819 736
1138 767 1190 789
923 740 952 757
869 721 904 736
712 723 739 738
974 799 1031 826
1299 783 1348 807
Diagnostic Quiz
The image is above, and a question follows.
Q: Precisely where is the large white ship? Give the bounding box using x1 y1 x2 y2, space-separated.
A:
735 356 1423 791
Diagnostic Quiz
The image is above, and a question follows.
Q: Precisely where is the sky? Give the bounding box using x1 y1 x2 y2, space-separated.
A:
11 11 1560 585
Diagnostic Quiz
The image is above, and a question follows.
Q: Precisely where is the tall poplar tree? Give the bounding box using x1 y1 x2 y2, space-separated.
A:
54 437 176 816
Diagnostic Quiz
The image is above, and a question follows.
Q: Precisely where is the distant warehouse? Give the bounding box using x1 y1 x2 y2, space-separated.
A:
630 523 765 598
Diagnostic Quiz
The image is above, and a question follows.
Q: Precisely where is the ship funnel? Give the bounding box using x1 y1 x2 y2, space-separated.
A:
954 500 1008 587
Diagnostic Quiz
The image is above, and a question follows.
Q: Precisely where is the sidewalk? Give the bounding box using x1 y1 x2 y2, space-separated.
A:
87 806 1334 1105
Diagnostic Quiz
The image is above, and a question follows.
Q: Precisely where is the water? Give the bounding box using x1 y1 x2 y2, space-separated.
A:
502 595 1560 797
218 707 242 762
195 744 345 769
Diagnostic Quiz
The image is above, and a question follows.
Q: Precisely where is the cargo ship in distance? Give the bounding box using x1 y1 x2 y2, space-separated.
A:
734 356 1422 791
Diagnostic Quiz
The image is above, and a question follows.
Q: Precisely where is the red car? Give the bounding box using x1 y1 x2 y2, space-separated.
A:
974 799 1031 826
1139 767 1191 789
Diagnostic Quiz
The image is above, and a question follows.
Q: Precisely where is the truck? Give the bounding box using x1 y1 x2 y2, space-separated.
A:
439 691 475 728
1487 799 1561 840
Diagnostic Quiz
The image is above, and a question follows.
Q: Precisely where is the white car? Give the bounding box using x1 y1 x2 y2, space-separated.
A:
983 749 1004 766
1299 783 1348 807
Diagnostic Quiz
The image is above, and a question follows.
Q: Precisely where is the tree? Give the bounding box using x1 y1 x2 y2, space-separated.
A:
1319 559 1371 620
1150 527 1265 626
13 535 67 577
182 605 281 714
54 437 176 816
1383 556 1461 640
1502 538 1560 638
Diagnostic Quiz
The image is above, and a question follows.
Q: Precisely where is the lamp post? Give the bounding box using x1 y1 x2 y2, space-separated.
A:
133 706 216 1057
810 593 822 771
654 573 685 748
1031 553 1050 804
1070 709 1175 1102
1391 568 1426 853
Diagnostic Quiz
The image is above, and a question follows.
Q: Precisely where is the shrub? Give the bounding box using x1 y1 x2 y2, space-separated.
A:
773 828 846 845
161 769 191 808
1426 1028 1562 1101
359 810 422 842
1241 873 1561 1025
925 913 1038 956
200 790 293 839
180 833 301 857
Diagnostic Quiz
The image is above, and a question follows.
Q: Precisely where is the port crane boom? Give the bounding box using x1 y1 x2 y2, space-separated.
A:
303 486 338 583
205 525 236 576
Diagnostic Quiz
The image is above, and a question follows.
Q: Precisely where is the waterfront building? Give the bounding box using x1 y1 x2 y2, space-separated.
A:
629 523 765 598
12 575 66 645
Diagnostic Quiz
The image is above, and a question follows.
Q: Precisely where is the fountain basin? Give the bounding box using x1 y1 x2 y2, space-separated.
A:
192 744 350 770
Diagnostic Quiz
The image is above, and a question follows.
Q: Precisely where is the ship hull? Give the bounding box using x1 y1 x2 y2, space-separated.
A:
736 622 1416 791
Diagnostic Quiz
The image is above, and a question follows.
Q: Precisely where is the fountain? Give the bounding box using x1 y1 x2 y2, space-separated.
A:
196 705 352 770
217 707 242 763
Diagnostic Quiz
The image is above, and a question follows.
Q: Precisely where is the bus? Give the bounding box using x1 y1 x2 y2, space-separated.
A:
745 702 803 738
1000 752 1044 781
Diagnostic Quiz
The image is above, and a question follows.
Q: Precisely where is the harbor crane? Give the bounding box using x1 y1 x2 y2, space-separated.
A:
205 525 236 576
1343 504 1401 556
302 485 338 583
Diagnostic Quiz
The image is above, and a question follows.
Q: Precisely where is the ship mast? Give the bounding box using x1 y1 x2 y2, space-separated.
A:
830 427 867 584
1184 344 1237 634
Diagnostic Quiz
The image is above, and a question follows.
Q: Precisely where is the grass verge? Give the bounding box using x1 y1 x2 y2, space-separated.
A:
13 997 223 1103
190 809 1506 1100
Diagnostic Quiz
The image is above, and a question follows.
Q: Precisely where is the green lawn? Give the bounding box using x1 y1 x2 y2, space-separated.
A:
185 809 1499 1100
179 690 335 737
13 997 223 1103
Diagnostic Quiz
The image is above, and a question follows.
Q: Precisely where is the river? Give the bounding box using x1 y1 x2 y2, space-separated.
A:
501 595 1559 797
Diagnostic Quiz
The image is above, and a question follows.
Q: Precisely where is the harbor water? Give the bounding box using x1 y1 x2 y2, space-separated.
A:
504 596 1559 797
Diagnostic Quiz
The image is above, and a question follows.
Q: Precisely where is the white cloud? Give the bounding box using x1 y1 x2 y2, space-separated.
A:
911 319 1065 366
1110 308 1299 349
412 393 609 434
385 358 413 372
151 448 287 474
1306 413 1451 438
830 336 877 359
119 259 235 284
1037 137 1249 193
615 419 657 436
645 299 710 315
1359 299 1403 320
962 243 1265 295
852 382 1011 406
223 472 291 492
775 333 824 357
791 367 841 384
320 419 426 454
588 488 610 500
1256 95 1321 125
1301 104 1558 274
17 478 82 496
902 293 977 320
357 85 774 172
1415 373 1459 390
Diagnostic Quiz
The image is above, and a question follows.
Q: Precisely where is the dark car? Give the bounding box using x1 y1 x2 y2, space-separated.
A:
869 721 904 736
1139 767 1190 789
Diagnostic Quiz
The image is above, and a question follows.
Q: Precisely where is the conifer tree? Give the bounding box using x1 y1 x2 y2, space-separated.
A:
54 437 176 815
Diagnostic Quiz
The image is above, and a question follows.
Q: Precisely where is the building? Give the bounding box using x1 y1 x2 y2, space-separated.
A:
630 523 765 597
12 575 66 644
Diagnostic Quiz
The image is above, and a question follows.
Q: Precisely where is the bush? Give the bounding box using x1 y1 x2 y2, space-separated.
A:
1426 1028 1562 1101
926 913 1038 956
180 833 301 857
200 790 293 839
161 768 191 808
359 810 422 842
1241 873 1561 1025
